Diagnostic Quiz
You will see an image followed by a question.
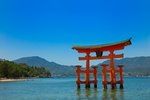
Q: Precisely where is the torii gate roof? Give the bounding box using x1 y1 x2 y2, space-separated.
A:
72 38 132 52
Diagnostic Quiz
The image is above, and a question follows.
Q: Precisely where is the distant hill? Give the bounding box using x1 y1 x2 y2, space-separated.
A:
0 58 4 61
13 56 76 76
98 56 150 76
10 56 150 76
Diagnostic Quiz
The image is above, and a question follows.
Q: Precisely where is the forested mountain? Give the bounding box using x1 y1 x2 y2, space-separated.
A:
0 56 148 77
98 56 150 76
14 56 75 76
0 60 51 78
13 56 150 76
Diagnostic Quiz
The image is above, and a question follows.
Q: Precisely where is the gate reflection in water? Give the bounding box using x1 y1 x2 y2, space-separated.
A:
76 89 124 100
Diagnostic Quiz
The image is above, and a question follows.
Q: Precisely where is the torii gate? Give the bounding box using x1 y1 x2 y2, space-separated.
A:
72 38 131 89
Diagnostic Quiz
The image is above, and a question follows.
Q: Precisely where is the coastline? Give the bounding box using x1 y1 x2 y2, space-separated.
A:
0 78 27 82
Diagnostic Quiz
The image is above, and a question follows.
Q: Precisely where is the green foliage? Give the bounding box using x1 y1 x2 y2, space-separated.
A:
0 60 51 78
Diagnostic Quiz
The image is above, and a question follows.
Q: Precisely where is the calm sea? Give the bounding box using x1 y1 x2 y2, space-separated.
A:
0 77 150 100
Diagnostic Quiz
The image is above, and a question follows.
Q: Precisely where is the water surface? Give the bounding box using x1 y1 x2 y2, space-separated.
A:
0 77 150 100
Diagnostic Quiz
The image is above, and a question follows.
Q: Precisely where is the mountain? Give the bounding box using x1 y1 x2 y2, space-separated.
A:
98 56 150 76
12 56 150 76
13 56 76 76
0 58 4 61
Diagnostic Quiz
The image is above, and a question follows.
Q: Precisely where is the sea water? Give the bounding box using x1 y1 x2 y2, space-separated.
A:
0 77 150 100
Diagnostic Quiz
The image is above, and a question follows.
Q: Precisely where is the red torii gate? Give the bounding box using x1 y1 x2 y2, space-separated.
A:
72 38 131 89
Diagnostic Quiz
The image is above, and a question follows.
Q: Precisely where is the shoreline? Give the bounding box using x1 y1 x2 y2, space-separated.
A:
0 78 27 82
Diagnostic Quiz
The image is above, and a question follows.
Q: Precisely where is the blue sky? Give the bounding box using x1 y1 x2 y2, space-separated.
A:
0 0 150 66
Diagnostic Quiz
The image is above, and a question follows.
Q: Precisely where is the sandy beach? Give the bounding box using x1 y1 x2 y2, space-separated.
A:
0 78 26 82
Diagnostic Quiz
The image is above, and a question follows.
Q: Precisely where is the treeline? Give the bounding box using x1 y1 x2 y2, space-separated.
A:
0 60 51 78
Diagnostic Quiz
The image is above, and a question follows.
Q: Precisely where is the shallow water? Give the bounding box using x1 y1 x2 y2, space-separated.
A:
0 77 150 100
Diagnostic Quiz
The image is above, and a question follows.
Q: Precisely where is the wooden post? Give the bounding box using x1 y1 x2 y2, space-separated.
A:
92 66 97 88
118 65 124 89
76 65 81 89
109 50 116 89
101 64 108 89
85 52 90 88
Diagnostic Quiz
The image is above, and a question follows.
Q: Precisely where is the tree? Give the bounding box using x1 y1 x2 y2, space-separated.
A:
0 60 51 78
